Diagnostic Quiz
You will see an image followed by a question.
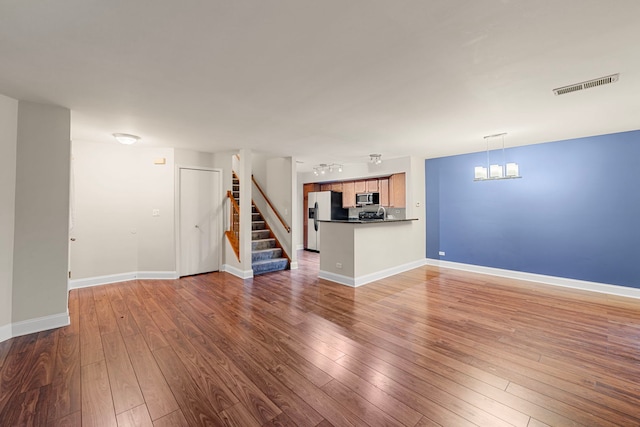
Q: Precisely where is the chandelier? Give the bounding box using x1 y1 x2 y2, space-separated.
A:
474 133 521 181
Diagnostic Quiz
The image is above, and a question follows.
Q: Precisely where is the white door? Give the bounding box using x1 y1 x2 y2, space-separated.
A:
179 168 220 276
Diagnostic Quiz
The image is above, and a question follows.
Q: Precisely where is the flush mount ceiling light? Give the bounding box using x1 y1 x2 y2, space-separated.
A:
474 133 521 181
112 133 140 145
369 154 382 165
313 163 343 176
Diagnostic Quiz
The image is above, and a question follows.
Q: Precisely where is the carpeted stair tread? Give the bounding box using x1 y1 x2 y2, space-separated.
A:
252 229 271 240
244 200 288 274
252 238 276 250
252 248 282 262
252 258 288 275
252 221 266 230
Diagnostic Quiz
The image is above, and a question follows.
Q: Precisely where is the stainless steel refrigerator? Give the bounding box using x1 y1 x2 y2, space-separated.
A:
307 191 349 252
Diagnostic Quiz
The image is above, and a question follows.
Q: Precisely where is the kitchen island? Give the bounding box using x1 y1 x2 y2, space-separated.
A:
317 218 424 287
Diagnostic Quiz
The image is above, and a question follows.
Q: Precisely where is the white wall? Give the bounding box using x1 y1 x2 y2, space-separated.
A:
71 142 218 281
0 94 18 338
71 141 139 278
13 101 71 324
408 155 426 252
266 157 293 226
136 147 175 272
175 149 214 168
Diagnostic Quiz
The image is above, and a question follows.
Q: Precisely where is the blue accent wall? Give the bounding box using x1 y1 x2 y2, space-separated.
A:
426 130 640 289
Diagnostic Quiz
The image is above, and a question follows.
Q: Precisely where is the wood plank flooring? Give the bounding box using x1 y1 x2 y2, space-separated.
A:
1 251 640 426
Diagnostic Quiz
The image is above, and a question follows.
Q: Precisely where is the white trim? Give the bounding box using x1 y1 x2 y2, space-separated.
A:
0 323 11 342
137 271 179 280
319 270 356 287
221 264 254 279
296 244 304 250
320 258 427 288
68 271 177 290
289 261 299 270
69 272 137 289
425 258 640 299
11 311 70 338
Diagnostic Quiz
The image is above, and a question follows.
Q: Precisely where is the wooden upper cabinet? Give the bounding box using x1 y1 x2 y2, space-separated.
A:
378 178 389 206
341 181 356 208
388 173 406 208
313 174 404 208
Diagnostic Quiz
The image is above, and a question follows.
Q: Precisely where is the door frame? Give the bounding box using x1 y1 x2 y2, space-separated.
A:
175 166 224 277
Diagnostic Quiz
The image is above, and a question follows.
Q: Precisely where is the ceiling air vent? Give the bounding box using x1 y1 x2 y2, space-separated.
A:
553 73 619 96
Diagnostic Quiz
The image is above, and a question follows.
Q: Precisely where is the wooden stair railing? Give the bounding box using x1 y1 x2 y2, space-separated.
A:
225 190 240 261
251 175 291 233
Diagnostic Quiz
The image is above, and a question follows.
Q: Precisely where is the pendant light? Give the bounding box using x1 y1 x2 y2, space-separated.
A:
474 133 521 181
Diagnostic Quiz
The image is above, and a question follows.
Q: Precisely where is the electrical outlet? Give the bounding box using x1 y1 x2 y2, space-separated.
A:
438 251 445 256
336 262 343 269
152 209 160 217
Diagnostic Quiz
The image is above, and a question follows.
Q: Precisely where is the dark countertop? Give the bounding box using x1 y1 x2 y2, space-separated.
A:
318 218 418 224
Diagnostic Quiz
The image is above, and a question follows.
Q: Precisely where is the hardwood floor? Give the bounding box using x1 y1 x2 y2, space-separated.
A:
2 251 640 426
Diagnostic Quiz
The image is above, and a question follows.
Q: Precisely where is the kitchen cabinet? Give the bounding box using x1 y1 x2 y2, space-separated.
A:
312 172 405 210
378 178 389 206
341 181 356 208
388 173 406 207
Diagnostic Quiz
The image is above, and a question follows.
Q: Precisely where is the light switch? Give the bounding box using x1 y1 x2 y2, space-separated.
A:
152 209 160 217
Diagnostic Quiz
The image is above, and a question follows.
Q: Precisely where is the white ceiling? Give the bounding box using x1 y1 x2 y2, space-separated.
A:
1 1 639 170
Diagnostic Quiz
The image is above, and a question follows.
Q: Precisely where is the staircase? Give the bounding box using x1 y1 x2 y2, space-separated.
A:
251 205 288 274
232 172 289 275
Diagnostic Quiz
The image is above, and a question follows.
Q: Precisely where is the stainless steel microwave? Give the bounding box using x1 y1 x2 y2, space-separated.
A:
356 192 379 206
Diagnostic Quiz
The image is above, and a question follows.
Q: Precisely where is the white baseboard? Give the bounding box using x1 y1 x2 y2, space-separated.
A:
320 259 427 288
425 258 640 300
296 244 304 250
221 264 254 279
11 311 70 339
318 270 356 287
137 271 179 280
289 261 299 270
0 323 11 342
68 271 178 290
69 272 136 289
